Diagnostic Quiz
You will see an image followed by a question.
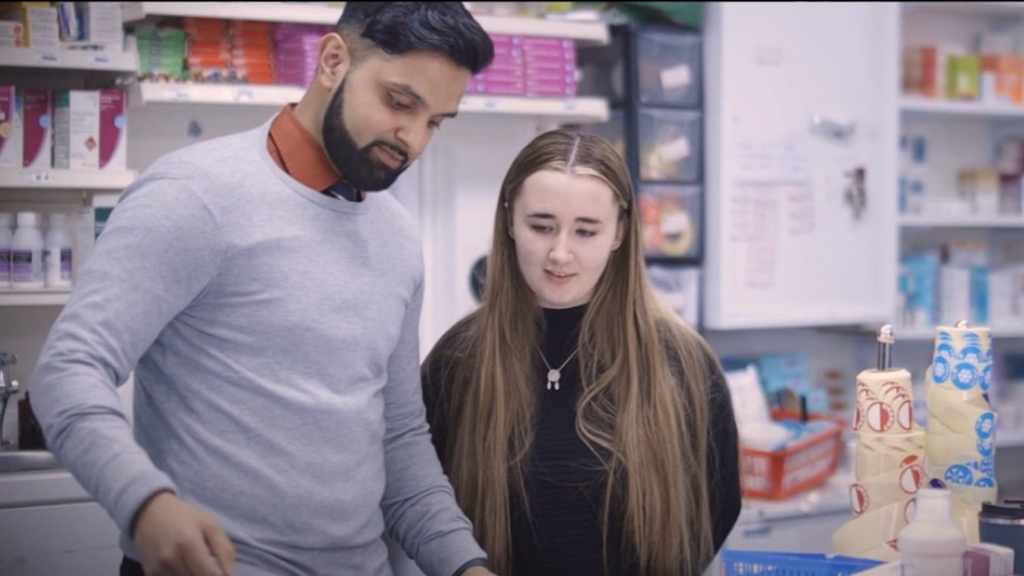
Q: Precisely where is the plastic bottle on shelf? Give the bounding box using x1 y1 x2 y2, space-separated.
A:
44 212 72 289
11 211 45 290
898 487 966 576
0 212 13 289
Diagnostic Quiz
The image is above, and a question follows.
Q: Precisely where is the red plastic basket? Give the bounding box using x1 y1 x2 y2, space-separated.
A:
740 412 843 500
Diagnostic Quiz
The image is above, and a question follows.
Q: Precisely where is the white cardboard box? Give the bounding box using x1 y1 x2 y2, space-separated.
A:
53 90 99 170
0 86 22 169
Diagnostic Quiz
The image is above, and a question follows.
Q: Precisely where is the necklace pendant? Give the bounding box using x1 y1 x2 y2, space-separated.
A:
546 369 561 392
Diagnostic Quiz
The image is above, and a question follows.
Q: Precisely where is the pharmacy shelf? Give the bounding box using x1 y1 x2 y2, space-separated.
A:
886 327 1024 340
122 2 610 45
902 2 1024 17
122 1 342 25
132 82 305 107
132 82 610 123
459 95 608 123
899 214 1024 229
0 47 137 72
0 169 136 191
900 96 1024 119
0 289 70 307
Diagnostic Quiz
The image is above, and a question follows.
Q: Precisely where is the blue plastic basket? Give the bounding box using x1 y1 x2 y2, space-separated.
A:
721 550 883 576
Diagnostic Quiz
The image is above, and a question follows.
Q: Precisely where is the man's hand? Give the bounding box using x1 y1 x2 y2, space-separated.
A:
133 491 236 576
462 568 497 576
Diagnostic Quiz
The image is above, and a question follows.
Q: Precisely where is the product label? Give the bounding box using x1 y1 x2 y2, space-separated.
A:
61 248 71 280
12 250 33 283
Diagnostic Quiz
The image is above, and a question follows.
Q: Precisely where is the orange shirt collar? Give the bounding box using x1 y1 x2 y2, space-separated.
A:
267 105 341 192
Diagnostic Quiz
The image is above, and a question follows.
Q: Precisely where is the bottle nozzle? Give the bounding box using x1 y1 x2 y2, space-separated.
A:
877 324 895 370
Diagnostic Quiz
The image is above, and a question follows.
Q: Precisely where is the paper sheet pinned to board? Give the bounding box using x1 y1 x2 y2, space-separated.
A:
727 135 815 291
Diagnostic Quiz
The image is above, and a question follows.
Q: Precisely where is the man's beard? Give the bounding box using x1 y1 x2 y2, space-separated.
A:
321 78 410 192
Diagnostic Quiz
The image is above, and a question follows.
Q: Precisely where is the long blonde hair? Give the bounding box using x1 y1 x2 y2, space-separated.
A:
438 129 717 575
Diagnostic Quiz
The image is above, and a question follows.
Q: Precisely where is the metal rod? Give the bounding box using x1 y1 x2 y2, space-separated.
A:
877 324 895 370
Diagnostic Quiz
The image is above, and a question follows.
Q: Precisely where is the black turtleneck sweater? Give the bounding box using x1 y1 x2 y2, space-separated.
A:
421 305 741 576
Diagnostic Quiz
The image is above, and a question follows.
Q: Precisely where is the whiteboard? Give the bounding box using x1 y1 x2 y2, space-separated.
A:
703 3 899 329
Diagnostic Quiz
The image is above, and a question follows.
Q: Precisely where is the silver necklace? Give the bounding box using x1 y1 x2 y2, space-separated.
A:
538 346 579 391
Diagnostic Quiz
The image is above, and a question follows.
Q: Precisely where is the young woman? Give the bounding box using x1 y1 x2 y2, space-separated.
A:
422 129 741 576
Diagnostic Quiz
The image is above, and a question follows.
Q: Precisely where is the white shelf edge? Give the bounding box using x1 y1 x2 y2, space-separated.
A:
132 82 610 123
0 169 136 191
871 326 1024 340
132 82 306 108
0 47 137 72
460 95 608 123
122 1 341 25
0 289 71 307
997 429 1024 449
900 96 1024 118
899 215 1024 229
121 2 609 45
903 2 1024 17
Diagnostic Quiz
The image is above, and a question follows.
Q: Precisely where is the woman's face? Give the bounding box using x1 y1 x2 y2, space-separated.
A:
511 169 624 309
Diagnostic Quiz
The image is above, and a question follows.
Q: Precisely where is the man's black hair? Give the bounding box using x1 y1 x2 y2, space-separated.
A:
338 2 494 75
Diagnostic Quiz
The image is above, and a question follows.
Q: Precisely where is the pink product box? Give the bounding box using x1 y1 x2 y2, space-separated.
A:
524 70 576 83
98 89 126 170
489 44 520 57
275 47 320 59
469 81 526 96
525 84 578 97
22 89 51 171
479 63 525 77
275 70 317 80
274 56 319 66
489 53 525 67
521 48 576 63
488 34 519 46
520 37 575 50
527 76 577 89
523 57 576 71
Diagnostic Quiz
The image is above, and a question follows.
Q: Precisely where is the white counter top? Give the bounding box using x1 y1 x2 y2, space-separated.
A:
0 468 91 509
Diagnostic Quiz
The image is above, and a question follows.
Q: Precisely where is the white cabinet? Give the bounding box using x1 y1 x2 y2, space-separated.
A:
703 3 900 329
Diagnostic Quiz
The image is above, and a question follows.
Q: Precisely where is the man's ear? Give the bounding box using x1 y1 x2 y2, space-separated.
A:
317 33 352 90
